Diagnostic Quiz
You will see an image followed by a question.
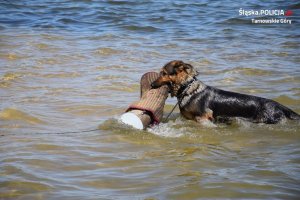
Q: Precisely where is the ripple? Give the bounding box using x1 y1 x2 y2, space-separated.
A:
149 16 165 23
94 47 123 56
273 95 300 105
269 76 300 83
31 143 68 151
88 34 120 40
0 108 45 125
95 65 130 71
43 72 81 78
122 25 159 32
233 87 268 95
0 180 52 198
60 105 109 116
248 169 288 177
272 51 289 57
0 53 27 60
280 41 299 49
57 18 80 24
97 83 139 92
95 75 127 81
1 72 23 81
105 0 139 6
0 81 11 88
221 67 275 76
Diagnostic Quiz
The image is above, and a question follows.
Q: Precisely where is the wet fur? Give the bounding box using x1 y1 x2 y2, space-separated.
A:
151 60 300 124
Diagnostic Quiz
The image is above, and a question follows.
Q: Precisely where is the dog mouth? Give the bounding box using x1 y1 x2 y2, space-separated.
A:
150 81 161 89
151 80 178 97
151 77 170 89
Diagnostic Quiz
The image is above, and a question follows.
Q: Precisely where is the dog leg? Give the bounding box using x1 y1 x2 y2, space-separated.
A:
195 109 216 127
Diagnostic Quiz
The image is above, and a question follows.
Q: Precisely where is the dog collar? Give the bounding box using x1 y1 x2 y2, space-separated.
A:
177 77 197 99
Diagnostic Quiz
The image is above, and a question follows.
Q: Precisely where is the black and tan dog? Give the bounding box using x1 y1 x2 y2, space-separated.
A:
151 60 300 124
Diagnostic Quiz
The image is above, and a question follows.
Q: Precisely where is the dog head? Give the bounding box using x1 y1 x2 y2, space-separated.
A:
151 60 198 97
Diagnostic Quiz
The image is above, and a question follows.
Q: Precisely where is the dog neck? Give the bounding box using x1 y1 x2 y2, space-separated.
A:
177 77 206 106
177 76 197 98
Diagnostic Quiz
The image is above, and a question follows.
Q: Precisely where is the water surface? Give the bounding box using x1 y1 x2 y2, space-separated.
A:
1 0 300 199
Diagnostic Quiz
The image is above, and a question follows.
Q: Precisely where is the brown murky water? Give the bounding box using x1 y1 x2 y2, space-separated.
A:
1 1 300 199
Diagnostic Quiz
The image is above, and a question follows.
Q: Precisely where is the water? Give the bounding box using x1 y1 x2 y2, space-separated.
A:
1 0 300 199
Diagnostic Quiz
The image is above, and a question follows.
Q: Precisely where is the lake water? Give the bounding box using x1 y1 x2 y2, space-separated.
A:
1 0 300 199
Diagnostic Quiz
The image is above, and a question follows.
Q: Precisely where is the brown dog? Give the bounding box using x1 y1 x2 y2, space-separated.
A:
151 60 300 124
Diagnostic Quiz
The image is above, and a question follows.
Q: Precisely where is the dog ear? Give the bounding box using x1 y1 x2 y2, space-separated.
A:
175 64 184 72
184 63 198 77
172 61 186 74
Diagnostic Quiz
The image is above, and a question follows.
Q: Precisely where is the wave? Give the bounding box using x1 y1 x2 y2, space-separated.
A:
122 25 160 32
105 0 141 6
0 72 23 88
94 47 123 56
202 66 276 77
0 108 45 125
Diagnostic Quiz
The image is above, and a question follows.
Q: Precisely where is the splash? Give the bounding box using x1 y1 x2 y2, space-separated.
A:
147 122 185 138
148 118 196 138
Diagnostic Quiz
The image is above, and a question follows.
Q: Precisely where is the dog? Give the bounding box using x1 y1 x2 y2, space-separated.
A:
151 60 300 124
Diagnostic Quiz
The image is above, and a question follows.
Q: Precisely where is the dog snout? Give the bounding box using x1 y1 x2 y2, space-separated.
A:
151 75 171 89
